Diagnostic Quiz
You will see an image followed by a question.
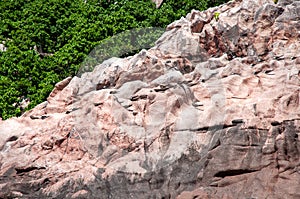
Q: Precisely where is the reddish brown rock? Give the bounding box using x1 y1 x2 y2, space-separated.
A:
1 0 300 198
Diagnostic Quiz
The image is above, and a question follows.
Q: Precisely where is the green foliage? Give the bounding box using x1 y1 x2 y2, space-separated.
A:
78 27 165 76
214 12 220 21
0 0 229 119
207 0 230 8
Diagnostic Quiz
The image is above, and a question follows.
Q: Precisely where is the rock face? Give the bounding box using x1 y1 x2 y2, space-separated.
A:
1 0 300 198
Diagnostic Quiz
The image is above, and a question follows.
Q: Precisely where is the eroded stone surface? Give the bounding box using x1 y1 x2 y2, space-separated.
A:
1 0 300 198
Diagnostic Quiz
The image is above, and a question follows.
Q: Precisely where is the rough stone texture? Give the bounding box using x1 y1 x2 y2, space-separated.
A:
152 0 164 8
0 43 6 52
1 0 300 198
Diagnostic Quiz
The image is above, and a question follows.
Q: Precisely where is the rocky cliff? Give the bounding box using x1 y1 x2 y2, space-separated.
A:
1 0 300 198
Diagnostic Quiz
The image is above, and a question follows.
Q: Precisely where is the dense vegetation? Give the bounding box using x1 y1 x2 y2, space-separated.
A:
0 0 229 119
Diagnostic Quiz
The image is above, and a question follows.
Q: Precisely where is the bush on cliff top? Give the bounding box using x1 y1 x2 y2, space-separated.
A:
0 0 229 119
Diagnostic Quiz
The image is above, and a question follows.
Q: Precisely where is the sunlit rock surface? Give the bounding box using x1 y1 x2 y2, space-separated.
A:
1 0 300 198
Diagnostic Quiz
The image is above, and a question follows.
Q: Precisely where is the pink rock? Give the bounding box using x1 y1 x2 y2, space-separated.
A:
152 0 164 8
0 0 300 198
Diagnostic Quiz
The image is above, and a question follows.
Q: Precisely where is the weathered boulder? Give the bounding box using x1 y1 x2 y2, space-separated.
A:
1 0 300 198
